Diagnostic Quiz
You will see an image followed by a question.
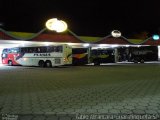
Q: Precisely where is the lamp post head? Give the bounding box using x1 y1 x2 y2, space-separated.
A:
45 18 68 32
152 34 159 40
111 30 121 38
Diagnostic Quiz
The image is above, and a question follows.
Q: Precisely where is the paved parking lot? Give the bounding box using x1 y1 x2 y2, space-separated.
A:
0 64 160 120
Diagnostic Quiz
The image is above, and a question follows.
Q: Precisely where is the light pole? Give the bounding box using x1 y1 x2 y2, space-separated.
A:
111 30 122 63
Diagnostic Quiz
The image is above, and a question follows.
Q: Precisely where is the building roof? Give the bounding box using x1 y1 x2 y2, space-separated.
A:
0 28 159 45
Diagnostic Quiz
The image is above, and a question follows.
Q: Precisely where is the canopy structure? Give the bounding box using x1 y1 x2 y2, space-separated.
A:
0 28 159 45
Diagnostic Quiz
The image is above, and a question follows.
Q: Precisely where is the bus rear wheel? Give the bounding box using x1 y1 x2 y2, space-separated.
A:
45 60 52 67
8 60 13 66
39 60 45 67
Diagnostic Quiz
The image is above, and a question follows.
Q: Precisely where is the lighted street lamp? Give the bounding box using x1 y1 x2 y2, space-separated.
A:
45 18 68 32
152 34 160 40
45 18 84 42
111 30 121 38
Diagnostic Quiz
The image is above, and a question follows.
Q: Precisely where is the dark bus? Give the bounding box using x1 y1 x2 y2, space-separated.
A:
90 48 115 65
117 46 158 63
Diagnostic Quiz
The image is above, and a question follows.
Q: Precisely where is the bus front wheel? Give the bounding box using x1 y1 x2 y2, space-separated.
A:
8 60 13 66
39 60 45 67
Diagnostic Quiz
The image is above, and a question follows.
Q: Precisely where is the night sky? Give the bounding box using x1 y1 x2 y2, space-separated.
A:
1 0 160 37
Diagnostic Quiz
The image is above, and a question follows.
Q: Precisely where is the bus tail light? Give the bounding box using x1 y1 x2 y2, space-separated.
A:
63 58 68 62
63 58 66 62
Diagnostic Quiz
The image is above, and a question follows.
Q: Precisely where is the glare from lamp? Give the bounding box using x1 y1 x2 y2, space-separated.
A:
46 18 68 32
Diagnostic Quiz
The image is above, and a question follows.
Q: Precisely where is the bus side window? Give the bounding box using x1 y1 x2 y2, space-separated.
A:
32 47 37 53
21 48 24 53
8 49 11 53
52 46 55 52
58 46 62 52
36 48 40 53
40 47 47 53
16 48 20 53
54 46 57 52
55 46 62 52
47 46 54 52
21 48 28 53
29 48 32 53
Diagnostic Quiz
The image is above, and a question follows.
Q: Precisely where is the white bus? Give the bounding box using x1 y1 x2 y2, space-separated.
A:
2 44 72 67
